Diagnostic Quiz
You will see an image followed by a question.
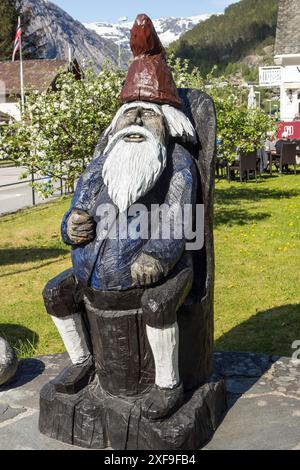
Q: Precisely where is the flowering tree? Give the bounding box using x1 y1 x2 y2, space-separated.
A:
0 66 124 195
212 89 275 162
168 55 275 162
0 58 274 195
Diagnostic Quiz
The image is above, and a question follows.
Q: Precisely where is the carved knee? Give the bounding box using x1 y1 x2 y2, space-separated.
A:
43 269 82 318
141 290 177 328
141 262 193 328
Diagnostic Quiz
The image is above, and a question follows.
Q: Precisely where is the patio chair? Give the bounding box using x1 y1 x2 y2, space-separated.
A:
279 143 297 174
216 156 227 178
228 150 258 182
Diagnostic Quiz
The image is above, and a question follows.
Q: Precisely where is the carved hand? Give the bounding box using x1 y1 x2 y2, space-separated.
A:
67 209 96 245
131 253 164 287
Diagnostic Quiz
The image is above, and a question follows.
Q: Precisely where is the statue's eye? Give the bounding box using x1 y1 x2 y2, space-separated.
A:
143 110 156 117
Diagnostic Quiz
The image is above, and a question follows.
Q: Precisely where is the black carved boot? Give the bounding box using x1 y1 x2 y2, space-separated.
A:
142 383 184 420
52 356 95 395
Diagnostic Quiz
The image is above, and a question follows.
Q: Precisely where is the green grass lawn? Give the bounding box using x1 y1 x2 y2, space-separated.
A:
0 174 299 358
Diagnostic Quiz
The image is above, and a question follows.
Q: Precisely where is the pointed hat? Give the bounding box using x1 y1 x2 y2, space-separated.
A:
120 14 182 109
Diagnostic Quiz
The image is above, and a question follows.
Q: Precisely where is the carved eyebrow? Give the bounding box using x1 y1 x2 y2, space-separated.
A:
124 107 137 113
124 107 158 116
142 109 157 114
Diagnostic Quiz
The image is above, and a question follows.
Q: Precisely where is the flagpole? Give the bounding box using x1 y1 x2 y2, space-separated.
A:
19 16 25 115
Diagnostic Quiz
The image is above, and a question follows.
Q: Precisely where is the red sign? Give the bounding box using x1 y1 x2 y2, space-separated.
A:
277 121 300 139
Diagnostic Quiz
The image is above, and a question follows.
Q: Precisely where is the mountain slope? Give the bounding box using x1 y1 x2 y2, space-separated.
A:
21 0 122 69
85 14 213 50
170 0 279 76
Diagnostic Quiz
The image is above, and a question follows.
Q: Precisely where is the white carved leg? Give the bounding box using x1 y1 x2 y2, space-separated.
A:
146 322 180 389
51 314 91 365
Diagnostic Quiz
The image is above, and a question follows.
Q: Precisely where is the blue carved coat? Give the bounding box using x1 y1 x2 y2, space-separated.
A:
61 142 197 291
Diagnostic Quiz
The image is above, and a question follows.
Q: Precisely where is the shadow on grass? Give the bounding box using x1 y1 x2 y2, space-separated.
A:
215 304 300 357
215 185 300 205
0 324 39 356
0 324 44 389
214 181 300 227
0 247 69 267
214 207 271 227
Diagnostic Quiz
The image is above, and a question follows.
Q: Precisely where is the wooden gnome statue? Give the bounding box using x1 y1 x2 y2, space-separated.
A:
40 14 226 450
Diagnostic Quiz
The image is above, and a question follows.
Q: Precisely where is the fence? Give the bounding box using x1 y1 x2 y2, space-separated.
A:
0 169 72 214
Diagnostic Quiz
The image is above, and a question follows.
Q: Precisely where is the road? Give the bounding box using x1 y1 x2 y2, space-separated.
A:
0 166 61 216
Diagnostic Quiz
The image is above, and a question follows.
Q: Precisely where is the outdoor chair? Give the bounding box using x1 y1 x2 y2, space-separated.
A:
216 156 227 178
279 143 297 174
228 150 258 183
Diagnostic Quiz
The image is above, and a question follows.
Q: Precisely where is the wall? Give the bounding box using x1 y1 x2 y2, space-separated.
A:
0 101 21 121
280 62 300 121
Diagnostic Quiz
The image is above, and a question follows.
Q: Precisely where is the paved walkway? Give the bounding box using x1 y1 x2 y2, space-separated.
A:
0 166 61 215
0 352 299 450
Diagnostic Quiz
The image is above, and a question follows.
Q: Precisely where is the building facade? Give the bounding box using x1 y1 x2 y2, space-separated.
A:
274 0 300 121
259 0 300 123
0 59 76 123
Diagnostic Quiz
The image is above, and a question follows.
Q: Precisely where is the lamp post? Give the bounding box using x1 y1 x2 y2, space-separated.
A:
266 99 272 116
255 91 261 109
287 89 294 104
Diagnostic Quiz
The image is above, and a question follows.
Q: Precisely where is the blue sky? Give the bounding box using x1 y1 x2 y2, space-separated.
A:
51 0 239 23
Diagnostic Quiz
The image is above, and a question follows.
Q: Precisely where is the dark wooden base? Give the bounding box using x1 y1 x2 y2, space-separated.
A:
39 378 227 450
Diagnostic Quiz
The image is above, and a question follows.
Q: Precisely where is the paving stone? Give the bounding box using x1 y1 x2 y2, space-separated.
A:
213 351 270 379
0 354 70 409
204 394 300 450
264 357 300 398
225 377 258 395
0 403 26 423
0 351 299 450
0 411 82 450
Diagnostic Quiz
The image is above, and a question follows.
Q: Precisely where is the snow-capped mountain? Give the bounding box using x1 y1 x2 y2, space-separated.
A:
19 1 215 69
21 0 124 69
85 14 213 50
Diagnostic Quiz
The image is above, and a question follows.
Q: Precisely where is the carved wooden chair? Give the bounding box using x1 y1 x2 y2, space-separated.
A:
39 88 227 450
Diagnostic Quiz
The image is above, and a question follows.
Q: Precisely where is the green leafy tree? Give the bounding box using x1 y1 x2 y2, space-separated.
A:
169 0 279 77
0 66 125 194
168 56 275 161
0 58 274 195
0 0 45 61
0 0 19 60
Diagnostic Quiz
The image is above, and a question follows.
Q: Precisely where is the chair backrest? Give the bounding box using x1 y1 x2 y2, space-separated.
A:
239 151 258 172
281 143 296 165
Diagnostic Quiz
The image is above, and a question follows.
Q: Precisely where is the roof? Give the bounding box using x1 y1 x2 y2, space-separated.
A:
0 59 68 95
275 0 300 56
0 111 11 123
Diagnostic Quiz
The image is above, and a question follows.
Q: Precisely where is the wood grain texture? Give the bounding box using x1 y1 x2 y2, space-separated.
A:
39 88 219 449
120 14 182 108
39 378 227 450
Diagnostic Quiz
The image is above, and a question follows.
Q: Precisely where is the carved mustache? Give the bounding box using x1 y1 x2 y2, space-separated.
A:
105 126 158 153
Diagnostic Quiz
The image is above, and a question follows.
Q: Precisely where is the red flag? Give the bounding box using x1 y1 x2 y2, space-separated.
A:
12 17 22 62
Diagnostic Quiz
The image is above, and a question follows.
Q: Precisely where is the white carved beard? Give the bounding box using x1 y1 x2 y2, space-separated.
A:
102 126 167 213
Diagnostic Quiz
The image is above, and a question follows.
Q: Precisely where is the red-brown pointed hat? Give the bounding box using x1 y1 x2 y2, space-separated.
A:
120 14 182 109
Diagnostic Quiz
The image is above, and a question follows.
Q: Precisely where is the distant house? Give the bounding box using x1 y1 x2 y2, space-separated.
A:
274 0 300 121
259 0 300 125
0 59 82 123
0 111 11 125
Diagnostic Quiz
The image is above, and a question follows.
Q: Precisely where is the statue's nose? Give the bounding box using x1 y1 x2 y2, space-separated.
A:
134 110 143 126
